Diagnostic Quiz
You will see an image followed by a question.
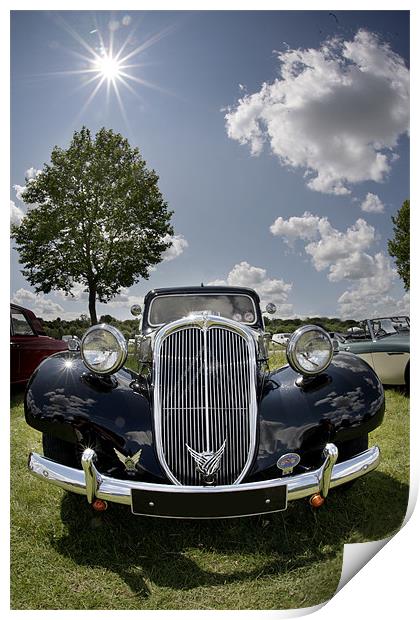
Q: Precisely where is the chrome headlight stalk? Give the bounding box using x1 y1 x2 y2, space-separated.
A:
286 325 333 381
81 324 128 376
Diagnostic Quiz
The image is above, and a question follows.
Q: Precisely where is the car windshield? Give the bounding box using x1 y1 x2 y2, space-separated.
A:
370 317 410 338
148 294 257 326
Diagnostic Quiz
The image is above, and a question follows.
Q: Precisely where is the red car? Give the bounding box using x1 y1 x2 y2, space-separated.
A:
10 303 68 385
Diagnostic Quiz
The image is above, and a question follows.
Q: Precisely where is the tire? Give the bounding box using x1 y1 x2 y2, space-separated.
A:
42 433 79 468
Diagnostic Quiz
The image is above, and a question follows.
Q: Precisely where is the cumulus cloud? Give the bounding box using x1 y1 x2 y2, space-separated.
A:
270 211 407 318
162 234 188 262
13 184 26 202
360 192 385 213
12 288 65 318
10 200 24 226
25 167 41 180
271 212 376 280
270 211 321 241
13 166 41 204
55 282 89 302
208 261 293 316
225 30 409 195
338 261 408 319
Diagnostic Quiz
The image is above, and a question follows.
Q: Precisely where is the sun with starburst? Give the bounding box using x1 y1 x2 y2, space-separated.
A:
49 14 175 123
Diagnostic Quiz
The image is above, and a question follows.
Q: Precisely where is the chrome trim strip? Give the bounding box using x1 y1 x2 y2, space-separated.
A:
28 445 381 519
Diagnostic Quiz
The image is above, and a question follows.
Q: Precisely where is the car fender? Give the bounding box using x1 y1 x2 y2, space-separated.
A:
25 351 384 482
254 352 385 473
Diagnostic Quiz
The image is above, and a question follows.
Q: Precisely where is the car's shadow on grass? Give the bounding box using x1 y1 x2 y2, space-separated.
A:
51 470 409 600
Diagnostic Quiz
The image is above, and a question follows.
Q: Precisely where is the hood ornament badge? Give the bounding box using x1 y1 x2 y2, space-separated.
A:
186 440 226 483
114 448 142 473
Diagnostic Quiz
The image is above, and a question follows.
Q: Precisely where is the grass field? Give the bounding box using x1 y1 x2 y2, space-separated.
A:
10 350 409 610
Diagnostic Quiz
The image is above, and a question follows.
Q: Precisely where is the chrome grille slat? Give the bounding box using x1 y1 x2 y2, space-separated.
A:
154 317 257 486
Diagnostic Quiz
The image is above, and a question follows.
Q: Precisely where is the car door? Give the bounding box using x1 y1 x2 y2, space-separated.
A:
11 308 36 382
370 349 409 385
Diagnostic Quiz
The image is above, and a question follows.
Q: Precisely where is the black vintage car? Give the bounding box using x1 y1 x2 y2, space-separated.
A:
26 286 384 518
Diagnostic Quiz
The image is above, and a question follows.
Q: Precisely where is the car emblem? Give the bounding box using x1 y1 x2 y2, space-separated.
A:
185 440 226 480
114 448 142 472
277 453 301 475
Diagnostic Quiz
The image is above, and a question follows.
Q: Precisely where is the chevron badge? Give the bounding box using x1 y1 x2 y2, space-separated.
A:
185 440 226 477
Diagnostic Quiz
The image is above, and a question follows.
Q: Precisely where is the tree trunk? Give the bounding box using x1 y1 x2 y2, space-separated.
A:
88 284 98 325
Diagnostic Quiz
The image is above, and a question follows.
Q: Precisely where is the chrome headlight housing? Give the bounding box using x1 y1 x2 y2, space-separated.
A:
81 324 127 375
286 325 333 376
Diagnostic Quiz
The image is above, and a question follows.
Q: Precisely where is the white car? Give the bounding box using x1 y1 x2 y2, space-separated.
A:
272 333 291 347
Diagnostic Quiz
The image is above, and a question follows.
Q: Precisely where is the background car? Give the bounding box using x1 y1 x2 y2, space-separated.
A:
10 303 68 385
338 316 410 387
272 332 291 347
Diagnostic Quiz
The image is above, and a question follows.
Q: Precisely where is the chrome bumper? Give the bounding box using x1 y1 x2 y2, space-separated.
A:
28 443 380 518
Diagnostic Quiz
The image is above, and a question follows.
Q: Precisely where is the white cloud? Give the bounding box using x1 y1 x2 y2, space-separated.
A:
225 30 409 195
208 261 293 316
305 218 375 274
270 211 321 241
10 200 24 226
271 212 376 281
25 167 41 180
12 288 65 319
13 184 26 202
13 167 41 204
122 15 132 26
360 192 385 213
55 282 89 302
162 234 188 262
338 258 408 319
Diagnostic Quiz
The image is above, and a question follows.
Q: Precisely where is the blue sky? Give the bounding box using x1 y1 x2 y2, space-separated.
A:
10 10 410 321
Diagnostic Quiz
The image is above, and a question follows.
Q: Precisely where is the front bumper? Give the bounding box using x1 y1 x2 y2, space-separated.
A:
28 443 380 518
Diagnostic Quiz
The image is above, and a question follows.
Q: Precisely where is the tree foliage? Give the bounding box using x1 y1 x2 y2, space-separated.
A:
388 199 410 291
11 127 173 324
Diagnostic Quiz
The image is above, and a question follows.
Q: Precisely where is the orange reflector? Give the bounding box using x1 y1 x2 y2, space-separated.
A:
92 499 108 512
309 493 325 508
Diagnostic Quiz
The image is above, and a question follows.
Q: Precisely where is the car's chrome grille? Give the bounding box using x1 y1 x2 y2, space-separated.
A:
154 319 257 485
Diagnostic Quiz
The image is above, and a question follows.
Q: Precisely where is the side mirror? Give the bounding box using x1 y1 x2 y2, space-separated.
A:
130 304 142 317
265 303 277 315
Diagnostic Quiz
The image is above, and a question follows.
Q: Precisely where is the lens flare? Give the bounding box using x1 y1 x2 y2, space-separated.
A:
94 53 122 81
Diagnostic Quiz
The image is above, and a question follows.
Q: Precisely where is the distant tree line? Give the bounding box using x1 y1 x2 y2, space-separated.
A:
264 316 358 335
39 313 359 341
40 314 140 341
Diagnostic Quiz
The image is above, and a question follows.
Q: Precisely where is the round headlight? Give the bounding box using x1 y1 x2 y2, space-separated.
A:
81 324 127 375
286 325 333 376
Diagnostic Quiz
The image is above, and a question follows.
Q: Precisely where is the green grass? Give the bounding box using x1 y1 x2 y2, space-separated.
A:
10 369 409 610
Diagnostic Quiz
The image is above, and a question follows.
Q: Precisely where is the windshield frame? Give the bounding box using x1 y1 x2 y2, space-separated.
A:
147 293 259 328
368 316 410 339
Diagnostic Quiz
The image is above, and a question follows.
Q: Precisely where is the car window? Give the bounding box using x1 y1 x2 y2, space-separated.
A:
149 294 257 326
11 310 35 336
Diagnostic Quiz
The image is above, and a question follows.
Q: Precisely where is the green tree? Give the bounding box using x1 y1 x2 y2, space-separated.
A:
388 199 410 291
11 127 173 324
